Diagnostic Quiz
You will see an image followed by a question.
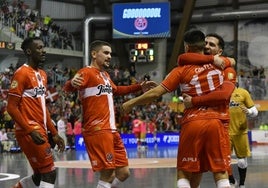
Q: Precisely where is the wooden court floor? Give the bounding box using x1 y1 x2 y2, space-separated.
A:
1 145 268 188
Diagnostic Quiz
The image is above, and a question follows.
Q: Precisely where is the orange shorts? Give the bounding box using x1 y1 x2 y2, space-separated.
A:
15 130 55 174
177 119 229 173
83 131 128 172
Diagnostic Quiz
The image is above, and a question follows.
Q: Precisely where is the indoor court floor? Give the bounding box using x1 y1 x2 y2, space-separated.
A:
1 145 268 188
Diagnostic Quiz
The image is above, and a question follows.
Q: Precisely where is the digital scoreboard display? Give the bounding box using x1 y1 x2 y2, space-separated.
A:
112 2 170 39
129 42 154 63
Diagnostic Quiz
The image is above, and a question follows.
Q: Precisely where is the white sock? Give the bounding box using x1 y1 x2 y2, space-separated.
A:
216 179 230 188
111 177 122 187
177 178 190 188
97 180 111 188
20 175 38 188
39 181 54 188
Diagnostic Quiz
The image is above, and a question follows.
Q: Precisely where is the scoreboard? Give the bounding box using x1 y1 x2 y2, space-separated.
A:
129 42 154 63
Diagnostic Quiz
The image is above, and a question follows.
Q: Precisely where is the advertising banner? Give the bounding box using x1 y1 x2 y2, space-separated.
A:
75 132 179 150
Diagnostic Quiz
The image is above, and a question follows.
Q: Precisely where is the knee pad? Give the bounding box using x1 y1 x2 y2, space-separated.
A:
237 158 248 169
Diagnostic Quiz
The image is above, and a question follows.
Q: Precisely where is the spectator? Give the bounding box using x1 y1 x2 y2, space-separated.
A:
0 128 10 152
66 120 74 149
73 117 82 136
56 116 67 150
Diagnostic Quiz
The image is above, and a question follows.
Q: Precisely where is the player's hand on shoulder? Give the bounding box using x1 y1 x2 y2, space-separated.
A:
30 130 45 145
213 55 225 70
53 134 65 152
227 57 236 67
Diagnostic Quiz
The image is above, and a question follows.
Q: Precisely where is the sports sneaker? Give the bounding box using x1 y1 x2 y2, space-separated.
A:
230 180 238 188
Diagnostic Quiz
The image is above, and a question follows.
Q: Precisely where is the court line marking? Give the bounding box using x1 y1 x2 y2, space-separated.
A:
54 158 238 169
0 173 20 181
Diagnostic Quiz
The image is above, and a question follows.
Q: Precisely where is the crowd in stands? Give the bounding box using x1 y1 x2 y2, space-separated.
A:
238 66 267 100
0 0 74 50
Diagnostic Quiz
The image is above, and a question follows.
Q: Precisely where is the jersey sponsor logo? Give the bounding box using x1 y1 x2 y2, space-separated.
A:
96 84 112 96
33 86 46 97
229 100 239 107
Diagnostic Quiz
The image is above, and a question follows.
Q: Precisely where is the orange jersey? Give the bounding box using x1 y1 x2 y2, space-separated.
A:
64 66 141 135
161 63 229 123
8 64 49 133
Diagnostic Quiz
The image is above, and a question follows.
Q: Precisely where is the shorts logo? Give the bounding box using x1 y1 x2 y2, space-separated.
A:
106 153 113 162
92 160 97 166
182 157 197 162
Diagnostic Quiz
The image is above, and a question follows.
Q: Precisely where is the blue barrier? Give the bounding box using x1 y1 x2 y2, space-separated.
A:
75 132 180 150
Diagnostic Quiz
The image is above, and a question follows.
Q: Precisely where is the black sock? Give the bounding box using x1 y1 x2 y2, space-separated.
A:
229 174 235 184
238 167 247 185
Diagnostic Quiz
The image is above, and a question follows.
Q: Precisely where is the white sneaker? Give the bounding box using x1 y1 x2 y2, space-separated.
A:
230 184 236 188
230 180 238 188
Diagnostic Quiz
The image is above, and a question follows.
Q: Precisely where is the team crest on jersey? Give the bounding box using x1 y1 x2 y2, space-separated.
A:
106 153 113 162
45 147 52 155
228 72 235 80
10 80 18 89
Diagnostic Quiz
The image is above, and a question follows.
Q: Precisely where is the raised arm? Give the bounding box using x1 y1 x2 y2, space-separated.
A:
178 53 235 70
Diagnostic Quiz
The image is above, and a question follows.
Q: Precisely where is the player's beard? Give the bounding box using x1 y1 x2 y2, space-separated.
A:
103 61 110 69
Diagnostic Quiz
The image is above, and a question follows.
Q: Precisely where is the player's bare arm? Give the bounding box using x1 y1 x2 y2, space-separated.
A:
122 85 166 114
140 80 158 92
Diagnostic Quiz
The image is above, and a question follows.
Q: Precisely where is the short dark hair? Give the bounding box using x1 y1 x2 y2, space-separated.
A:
183 29 205 52
21 37 42 53
206 33 225 50
89 40 111 53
